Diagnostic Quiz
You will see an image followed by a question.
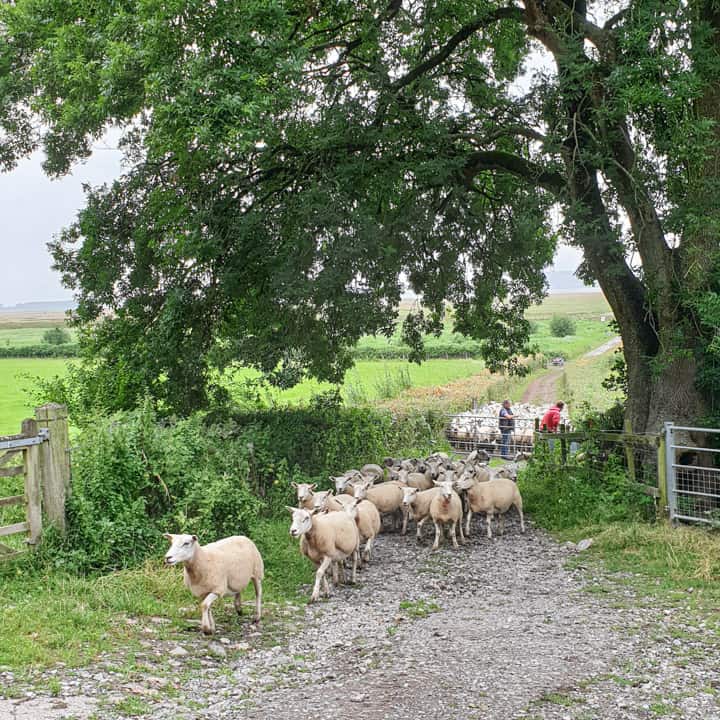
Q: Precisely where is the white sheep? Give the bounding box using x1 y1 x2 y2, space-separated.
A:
287 506 360 602
400 484 440 538
455 474 525 538
339 496 382 564
353 478 404 531
163 533 264 634
397 469 434 491
360 463 385 480
429 479 465 550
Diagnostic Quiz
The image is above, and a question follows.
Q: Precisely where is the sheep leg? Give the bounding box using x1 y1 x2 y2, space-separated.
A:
457 518 466 544
450 521 459 549
336 560 346 585
363 536 374 563
252 576 262 623
465 510 473 538
416 516 428 541
322 573 331 597
350 549 358 584
401 506 409 536
486 512 494 539
233 592 243 616
200 592 219 635
499 513 505 536
432 520 441 551
310 557 333 603
516 498 526 533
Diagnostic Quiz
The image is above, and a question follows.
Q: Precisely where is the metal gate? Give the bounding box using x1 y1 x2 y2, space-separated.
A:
665 422 720 524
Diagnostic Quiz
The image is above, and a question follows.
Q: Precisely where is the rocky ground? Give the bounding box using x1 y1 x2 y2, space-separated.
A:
1 517 719 720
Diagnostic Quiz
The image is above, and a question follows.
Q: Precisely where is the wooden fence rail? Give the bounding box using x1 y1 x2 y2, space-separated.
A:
0 404 69 560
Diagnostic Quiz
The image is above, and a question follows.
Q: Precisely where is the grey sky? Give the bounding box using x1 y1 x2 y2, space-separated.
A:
0 143 585 307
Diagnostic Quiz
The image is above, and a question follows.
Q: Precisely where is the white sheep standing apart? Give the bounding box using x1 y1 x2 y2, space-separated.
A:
455 474 525 539
163 533 264 635
429 478 465 551
287 506 360 603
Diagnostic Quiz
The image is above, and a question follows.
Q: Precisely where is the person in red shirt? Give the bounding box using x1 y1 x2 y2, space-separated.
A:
540 401 565 433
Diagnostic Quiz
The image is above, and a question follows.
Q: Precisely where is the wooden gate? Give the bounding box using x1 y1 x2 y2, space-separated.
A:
0 404 69 560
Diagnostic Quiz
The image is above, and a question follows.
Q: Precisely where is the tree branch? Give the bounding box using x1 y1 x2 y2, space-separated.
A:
463 150 565 195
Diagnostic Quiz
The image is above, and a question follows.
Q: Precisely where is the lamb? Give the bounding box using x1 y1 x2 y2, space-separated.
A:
292 482 317 510
429 479 465 550
456 474 525 539
287 506 360 602
163 533 264 634
353 478 404 530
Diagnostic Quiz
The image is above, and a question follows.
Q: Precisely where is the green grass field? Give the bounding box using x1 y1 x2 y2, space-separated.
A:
0 359 68 435
0 326 76 346
525 292 611 320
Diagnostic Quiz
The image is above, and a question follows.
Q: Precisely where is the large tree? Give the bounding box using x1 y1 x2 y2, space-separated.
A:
1 0 718 427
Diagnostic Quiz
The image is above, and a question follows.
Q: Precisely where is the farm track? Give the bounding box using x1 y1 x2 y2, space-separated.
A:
2 521 718 719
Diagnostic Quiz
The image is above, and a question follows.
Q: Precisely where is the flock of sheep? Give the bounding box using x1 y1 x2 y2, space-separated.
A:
163 451 524 634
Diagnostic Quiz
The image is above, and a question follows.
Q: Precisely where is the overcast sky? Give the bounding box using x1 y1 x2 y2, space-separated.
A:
0 140 585 307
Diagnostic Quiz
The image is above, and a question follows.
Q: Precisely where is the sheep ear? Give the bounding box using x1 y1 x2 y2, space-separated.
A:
285 505 297 514
310 483 317 490
191 535 198 543
291 481 298 489
433 479 443 486
163 533 173 541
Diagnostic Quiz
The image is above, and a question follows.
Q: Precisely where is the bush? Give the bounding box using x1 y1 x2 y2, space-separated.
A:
518 450 654 531
0 343 78 358
549 315 576 337
40 398 447 574
42 327 72 345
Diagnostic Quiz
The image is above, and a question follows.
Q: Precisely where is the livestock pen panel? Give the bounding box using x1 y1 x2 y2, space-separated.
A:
445 414 537 457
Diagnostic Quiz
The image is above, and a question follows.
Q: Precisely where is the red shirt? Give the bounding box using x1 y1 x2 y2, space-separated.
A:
541 405 562 432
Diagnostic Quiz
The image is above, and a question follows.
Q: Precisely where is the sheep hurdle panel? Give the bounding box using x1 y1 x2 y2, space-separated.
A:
445 414 536 458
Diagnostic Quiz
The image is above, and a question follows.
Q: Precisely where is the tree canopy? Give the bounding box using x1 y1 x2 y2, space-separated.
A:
1 0 719 427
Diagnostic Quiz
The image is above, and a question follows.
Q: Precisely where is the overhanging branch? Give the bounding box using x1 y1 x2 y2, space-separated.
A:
463 150 565 195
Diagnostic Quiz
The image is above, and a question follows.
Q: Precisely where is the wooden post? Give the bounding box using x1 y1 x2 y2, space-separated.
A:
35 403 70 533
560 423 567 464
21 419 42 546
657 432 668 517
623 418 637 484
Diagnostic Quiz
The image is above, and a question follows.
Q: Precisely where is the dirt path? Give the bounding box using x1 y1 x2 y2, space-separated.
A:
584 336 621 358
2 520 718 720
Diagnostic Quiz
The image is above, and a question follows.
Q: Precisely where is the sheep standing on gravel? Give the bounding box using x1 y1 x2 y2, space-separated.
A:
456 474 525 539
400 485 440 537
429 479 465 551
340 496 382 564
287 506 360 602
353 478 404 531
163 533 264 634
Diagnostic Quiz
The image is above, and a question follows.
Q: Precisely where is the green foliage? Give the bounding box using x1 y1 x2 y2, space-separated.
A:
39 400 444 573
42 327 71 345
0 343 78 358
549 315 577 338
518 452 653 531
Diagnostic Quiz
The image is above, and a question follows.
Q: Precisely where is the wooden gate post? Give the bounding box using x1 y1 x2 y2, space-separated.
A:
35 403 70 533
21 419 42 546
657 432 668 517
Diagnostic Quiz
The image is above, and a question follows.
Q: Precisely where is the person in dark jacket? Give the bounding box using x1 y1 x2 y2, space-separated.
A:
498 399 515 459
540 401 565 433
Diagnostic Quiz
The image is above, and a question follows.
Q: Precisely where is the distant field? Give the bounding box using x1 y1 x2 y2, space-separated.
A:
525 292 611 320
0 359 68 435
0 311 69 329
0 326 77 346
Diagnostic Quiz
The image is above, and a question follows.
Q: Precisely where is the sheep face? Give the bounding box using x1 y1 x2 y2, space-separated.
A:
332 475 351 494
342 498 360 520
312 490 333 512
454 474 475 491
352 481 371 500
434 479 455 501
401 486 418 507
164 533 198 565
287 507 313 538
294 482 316 503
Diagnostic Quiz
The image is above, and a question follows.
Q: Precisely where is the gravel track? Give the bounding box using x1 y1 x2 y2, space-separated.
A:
2 516 718 720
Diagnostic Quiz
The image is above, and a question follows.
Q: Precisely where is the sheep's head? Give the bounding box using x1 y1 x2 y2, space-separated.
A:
286 506 314 537
163 533 198 565
293 482 316 503
332 475 351 494
401 486 418 507
342 497 360 520
454 473 475 491
352 480 371 500
312 490 333 512
433 479 455 501
426 460 441 479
